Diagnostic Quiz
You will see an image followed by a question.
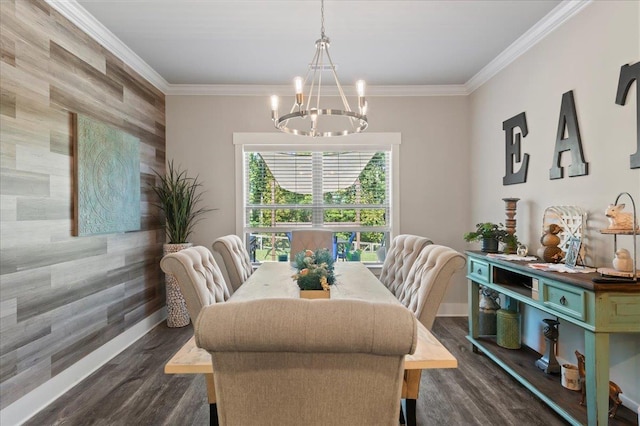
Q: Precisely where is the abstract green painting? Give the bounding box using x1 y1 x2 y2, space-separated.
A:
74 114 141 236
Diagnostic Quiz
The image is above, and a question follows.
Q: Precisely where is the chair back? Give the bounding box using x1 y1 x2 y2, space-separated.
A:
196 298 417 426
160 246 230 323
212 235 253 293
396 245 466 330
290 229 334 260
379 234 433 295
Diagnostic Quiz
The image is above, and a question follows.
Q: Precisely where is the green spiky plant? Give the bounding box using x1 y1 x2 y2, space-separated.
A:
151 161 212 243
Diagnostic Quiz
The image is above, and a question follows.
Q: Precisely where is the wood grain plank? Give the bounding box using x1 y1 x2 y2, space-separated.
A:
0 30 17 67
0 356 51 411
0 0 166 408
0 195 16 222
49 41 122 102
11 237 108 272
0 141 16 169
1 87 16 118
48 7 106 75
0 168 49 197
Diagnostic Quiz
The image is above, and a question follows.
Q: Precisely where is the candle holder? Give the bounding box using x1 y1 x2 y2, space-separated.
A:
535 318 561 374
503 198 520 254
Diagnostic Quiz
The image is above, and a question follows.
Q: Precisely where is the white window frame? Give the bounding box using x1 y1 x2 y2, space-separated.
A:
233 132 401 244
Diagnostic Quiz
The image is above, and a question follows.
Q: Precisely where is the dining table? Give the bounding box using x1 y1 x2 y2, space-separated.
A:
164 261 458 426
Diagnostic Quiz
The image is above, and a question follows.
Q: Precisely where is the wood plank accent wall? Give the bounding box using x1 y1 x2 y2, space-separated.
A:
0 0 166 409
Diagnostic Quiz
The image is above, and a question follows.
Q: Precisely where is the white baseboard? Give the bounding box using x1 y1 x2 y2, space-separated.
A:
437 302 468 317
0 308 167 426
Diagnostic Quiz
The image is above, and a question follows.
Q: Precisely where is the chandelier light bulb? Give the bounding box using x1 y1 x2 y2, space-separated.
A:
270 95 279 121
294 76 304 106
356 80 365 97
294 77 303 94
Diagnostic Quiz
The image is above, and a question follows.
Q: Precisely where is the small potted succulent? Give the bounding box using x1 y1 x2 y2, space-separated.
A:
464 222 518 253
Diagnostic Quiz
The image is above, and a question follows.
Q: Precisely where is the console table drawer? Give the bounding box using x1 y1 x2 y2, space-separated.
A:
542 280 586 320
468 258 490 283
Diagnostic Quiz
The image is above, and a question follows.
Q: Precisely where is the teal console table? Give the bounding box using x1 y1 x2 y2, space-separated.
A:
466 251 640 426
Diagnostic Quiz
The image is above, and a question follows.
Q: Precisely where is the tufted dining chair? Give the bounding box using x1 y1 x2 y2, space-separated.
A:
379 234 433 296
195 298 417 426
289 229 334 260
394 244 466 330
212 234 253 294
160 246 230 324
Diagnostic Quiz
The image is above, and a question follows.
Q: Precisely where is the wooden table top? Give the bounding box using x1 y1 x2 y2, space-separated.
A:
165 262 457 375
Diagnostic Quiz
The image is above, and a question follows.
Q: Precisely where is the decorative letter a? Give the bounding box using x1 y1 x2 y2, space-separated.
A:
549 91 588 179
615 61 640 169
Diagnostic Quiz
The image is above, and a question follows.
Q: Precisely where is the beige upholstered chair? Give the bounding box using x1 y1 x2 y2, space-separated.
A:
379 234 433 296
195 298 417 426
395 244 466 330
160 246 230 323
212 234 253 293
289 229 334 260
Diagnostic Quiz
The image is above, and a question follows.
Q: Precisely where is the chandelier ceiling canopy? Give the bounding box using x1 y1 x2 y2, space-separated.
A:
270 0 368 137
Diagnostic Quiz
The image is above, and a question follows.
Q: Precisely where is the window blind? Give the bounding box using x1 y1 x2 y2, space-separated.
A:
244 148 391 233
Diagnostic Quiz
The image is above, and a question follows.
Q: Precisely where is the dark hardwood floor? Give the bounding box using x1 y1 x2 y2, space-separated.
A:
26 317 570 426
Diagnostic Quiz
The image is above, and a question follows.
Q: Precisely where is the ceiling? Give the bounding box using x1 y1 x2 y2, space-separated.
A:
64 0 575 92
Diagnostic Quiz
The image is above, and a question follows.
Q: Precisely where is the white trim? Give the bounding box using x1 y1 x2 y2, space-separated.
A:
44 0 170 93
436 303 469 317
47 0 590 97
0 308 167 426
233 132 401 147
166 84 468 97
233 132 401 238
465 0 593 93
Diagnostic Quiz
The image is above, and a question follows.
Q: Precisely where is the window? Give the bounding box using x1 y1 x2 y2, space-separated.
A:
234 133 400 263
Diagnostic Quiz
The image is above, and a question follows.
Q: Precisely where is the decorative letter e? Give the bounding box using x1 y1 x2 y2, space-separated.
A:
503 112 529 185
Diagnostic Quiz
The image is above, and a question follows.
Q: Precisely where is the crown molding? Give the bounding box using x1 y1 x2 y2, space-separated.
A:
45 0 170 93
465 0 593 93
165 84 469 97
46 0 591 98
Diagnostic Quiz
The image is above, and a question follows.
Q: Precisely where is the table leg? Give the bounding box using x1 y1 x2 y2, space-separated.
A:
405 398 417 426
402 369 421 426
584 331 610 426
209 404 218 426
205 373 219 426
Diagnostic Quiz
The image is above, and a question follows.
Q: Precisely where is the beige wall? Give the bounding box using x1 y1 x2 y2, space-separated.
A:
166 95 471 313
469 0 639 405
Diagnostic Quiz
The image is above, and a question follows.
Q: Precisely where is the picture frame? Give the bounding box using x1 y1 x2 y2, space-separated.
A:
565 236 581 268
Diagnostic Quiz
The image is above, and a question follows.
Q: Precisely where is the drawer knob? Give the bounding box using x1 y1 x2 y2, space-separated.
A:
477 268 482 274
560 296 567 305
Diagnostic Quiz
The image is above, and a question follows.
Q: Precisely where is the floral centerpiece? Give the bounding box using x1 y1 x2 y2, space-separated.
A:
292 248 335 291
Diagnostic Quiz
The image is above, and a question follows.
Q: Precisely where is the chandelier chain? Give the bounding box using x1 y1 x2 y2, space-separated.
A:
320 0 325 38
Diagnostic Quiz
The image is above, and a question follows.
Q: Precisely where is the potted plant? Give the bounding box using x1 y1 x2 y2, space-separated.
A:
152 160 212 327
464 222 518 253
345 248 362 262
291 248 335 298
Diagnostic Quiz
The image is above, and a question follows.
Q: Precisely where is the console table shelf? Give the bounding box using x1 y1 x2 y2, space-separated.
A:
467 336 637 426
466 251 640 426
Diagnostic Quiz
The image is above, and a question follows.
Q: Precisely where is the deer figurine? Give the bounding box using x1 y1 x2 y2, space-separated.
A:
575 350 623 418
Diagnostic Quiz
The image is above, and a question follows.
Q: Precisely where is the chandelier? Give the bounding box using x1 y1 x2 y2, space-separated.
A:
270 0 368 137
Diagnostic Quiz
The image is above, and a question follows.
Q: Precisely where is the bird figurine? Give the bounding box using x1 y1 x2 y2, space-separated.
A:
612 248 633 272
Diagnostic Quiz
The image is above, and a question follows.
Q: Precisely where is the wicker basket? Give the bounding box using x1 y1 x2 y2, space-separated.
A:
496 309 521 349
